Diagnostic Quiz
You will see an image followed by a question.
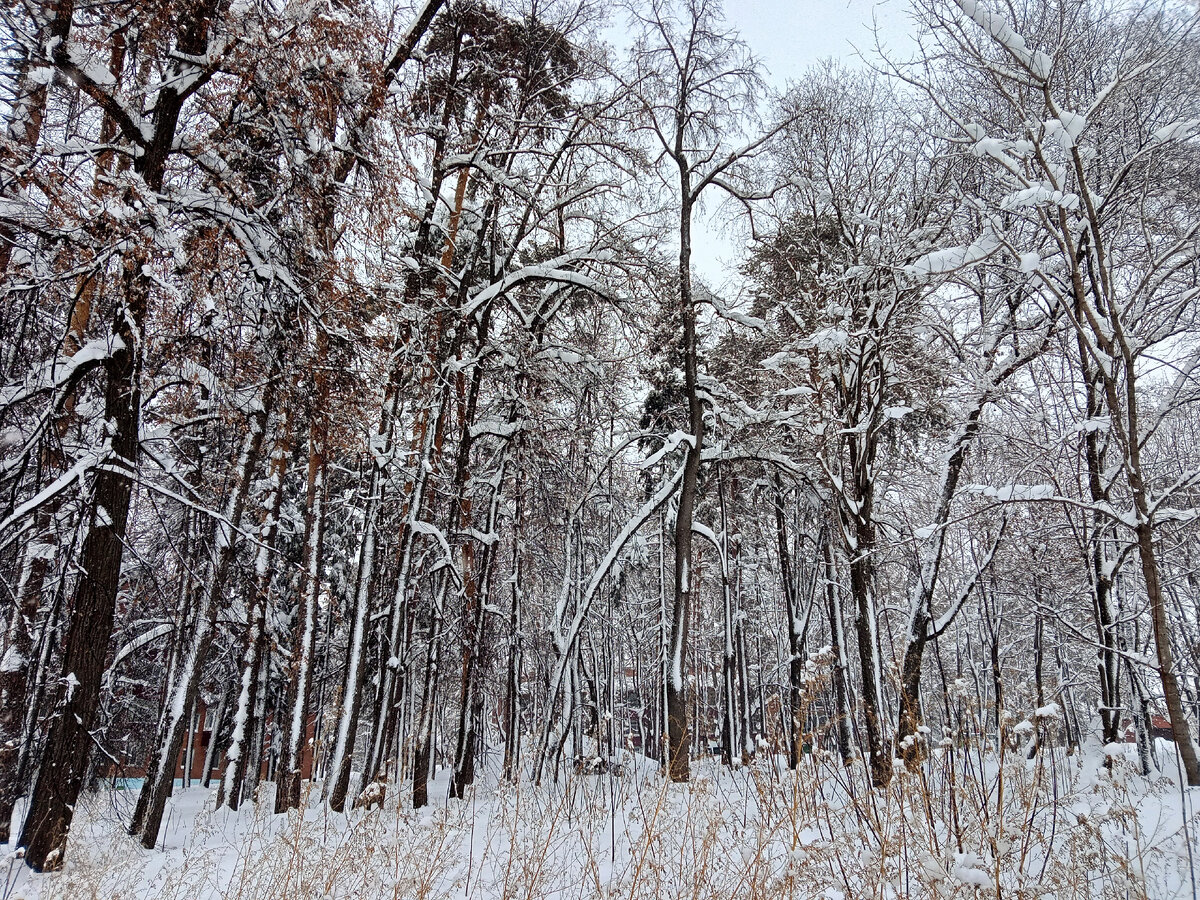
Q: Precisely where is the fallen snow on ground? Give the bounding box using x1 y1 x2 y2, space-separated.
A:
3 741 1198 899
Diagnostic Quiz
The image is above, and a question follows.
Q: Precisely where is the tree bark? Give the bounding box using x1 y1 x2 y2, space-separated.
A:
502 487 524 781
0 524 53 842
0 0 65 281
412 580 447 809
199 685 229 787
19 0 223 868
1135 521 1200 784
451 444 508 796
667 169 702 784
18 266 145 870
848 517 888 787
773 477 805 769
823 530 852 766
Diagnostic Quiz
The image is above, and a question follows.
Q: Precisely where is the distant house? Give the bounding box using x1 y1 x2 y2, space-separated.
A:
1122 714 1176 743
100 699 317 784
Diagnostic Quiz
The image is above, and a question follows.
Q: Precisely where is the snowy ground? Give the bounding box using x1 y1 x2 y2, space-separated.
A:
2 741 1197 899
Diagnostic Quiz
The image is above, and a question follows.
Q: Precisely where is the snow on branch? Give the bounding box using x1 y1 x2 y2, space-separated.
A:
0 336 123 418
410 520 464 589
0 452 102 543
461 249 614 319
904 223 1001 279
953 0 1052 80
102 623 174 695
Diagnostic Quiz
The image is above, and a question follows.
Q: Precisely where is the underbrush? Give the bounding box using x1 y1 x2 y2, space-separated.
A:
4 738 1197 900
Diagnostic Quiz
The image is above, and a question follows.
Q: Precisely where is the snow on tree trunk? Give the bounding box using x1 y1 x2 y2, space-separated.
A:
132 376 274 849
223 420 286 811
275 429 326 814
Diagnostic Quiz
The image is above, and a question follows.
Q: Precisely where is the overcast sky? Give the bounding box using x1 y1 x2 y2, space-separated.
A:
723 0 915 87
679 0 919 287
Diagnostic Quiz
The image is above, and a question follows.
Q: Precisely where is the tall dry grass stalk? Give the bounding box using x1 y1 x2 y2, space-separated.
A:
12 677 1197 900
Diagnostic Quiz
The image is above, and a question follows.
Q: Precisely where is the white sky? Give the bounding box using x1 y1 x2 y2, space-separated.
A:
684 0 919 287
725 0 916 86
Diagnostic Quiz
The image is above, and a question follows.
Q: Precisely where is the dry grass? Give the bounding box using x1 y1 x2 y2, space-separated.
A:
6 693 1197 900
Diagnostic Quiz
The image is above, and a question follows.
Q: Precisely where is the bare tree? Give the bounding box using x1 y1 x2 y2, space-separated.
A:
623 0 786 782
911 0 1200 784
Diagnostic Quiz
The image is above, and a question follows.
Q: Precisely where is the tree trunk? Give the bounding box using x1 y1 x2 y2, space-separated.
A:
19 0 223 868
1076 334 1121 747
1028 610 1045 759
667 175 701 784
1124 619 1157 776
1134 521 1200 784
181 698 198 789
324 471 379 811
451 443 507 797
275 426 326 813
773 477 805 769
719 569 737 767
0 529 52 843
0 0 65 281
244 648 271 801
200 686 229 788
132 377 274 849
18 266 145 871
502 491 524 781
223 424 286 809
1094 557 1122 746
412 580 447 809
848 516 888 787
824 531 852 766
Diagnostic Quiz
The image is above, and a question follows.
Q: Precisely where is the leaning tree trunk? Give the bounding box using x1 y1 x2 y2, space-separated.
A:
19 0 222 869
1106 352 1200 784
1134 520 1200 784
1086 238 1200 783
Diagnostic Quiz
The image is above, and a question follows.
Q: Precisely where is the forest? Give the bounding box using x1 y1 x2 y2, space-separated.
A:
1 0 1199 896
